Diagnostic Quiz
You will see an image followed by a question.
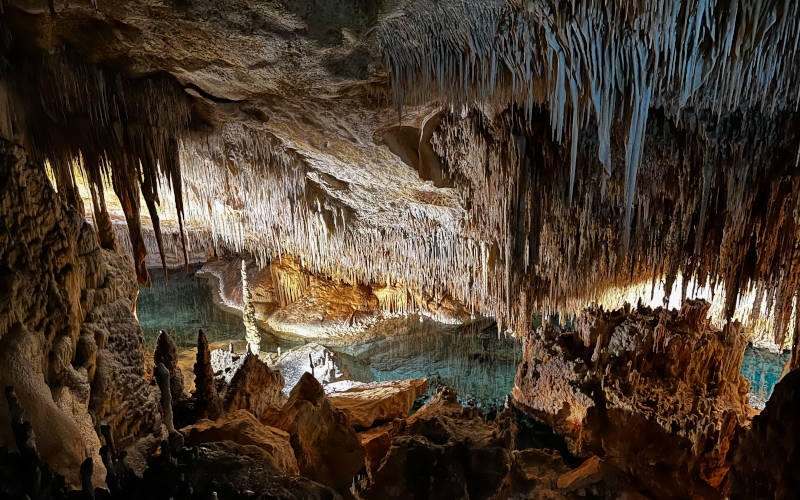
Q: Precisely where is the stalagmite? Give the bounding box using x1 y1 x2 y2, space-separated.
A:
241 260 261 354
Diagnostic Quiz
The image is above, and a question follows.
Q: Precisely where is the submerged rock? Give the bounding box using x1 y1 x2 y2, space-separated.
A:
270 342 355 395
327 378 427 428
513 300 750 499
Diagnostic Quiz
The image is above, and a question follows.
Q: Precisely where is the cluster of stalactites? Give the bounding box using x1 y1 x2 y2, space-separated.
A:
1 43 192 286
430 104 800 346
378 0 800 245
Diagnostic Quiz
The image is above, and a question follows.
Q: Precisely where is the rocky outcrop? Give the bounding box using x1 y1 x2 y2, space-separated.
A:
513 300 750 499
729 369 800 500
267 373 365 491
0 140 160 487
181 409 299 477
271 342 356 395
363 387 514 500
328 378 427 428
201 256 475 344
222 353 285 418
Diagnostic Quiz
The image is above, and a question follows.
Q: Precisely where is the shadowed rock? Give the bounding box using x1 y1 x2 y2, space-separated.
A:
193 330 222 420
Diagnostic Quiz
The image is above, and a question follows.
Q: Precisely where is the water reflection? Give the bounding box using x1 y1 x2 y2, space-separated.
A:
137 268 788 410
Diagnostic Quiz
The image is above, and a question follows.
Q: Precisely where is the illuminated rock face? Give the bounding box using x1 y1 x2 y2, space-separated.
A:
513 300 751 499
2 0 800 496
0 140 160 487
2 1 799 346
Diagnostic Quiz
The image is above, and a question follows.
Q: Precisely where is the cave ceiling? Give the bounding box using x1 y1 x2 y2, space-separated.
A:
2 0 800 345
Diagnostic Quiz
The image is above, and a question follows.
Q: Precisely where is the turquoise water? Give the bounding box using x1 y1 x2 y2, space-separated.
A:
137 266 297 351
137 268 520 407
137 269 787 410
741 345 790 407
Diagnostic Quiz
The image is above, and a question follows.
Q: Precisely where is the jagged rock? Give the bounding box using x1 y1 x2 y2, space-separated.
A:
153 330 185 399
0 140 160 487
556 456 605 492
267 373 365 491
358 420 405 480
210 343 248 384
729 369 800 500
180 409 299 476
513 300 750 499
193 330 222 420
271 342 354 395
364 387 513 500
222 353 285 418
327 378 427 428
496 449 573 500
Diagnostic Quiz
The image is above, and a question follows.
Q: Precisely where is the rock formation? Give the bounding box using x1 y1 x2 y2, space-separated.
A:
513 300 751 498
327 378 427 428
222 353 286 419
730 369 800 500
0 139 160 487
181 409 299 477
1 0 799 497
153 330 185 399
193 330 223 420
267 373 365 491
363 386 514 499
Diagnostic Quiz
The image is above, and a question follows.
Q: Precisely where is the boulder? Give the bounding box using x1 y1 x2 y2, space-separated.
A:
328 378 427 428
268 373 365 490
180 409 298 476
556 456 605 491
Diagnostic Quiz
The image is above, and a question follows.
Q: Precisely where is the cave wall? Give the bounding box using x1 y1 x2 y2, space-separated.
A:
0 138 161 486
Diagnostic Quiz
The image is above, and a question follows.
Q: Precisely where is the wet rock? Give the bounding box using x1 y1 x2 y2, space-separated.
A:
181 409 299 476
513 300 750 499
327 378 427 428
268 373 365 491
729 369 800 500
222 352 285 418
364 387 513 500
153 330 185 399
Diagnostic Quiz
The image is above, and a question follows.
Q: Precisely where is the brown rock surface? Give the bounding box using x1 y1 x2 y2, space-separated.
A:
328 378 427 428
729 368 800 500
268 372 365 491
358 420 405 480
0 140 160 486
153 330 185 399
181 409 299 476
222 352 285 418
192 330 222 420
364 387 513 500
513 300 751 499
